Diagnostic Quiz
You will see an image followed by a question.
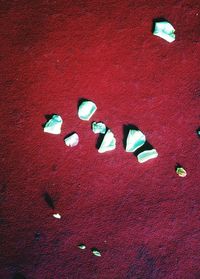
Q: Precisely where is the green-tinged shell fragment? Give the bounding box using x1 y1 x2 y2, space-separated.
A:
92 248 101 257
92 122 106 134
44 115 63 134
137 149 158 163
98 129 116 153
126 129 146 152
78 244 86 250
176 167 187 177
78 100 97 121
153 21 175 43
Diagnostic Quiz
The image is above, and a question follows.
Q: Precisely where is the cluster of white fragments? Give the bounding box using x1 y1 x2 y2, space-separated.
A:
43 99 158 163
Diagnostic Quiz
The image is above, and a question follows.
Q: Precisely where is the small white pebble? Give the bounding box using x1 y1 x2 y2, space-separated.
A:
53 213 61 219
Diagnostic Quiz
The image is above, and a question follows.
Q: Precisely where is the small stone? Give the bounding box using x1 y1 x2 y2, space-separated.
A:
78 244 86 250
126 129 146 152
176 167 187 177
64 133 79 147
53 213 61 219
91 248 101 257
153 21 175 43
78 100 97 121
137 149 158 163
44 115 63 134
98 129 116 153
92 122 106 134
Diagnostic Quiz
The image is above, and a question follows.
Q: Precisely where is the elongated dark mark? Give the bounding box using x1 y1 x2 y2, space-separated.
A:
43 192 55 209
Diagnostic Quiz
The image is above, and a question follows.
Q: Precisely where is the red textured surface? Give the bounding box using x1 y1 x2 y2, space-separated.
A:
0 0 200 278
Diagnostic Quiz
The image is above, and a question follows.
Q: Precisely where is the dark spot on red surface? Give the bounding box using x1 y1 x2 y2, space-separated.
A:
12 273 27 279
126 245 157 279
43 192 55 209
51 164 58 172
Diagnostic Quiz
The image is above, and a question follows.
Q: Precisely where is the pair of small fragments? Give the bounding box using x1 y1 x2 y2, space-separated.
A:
153 20 175 43
126 129 158 163
78 244 101 257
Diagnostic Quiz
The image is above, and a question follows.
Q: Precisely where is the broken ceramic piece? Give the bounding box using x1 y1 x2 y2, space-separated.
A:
137 149 158 163
92 122 106 134
91 248 101 257
53 213 61 219
126 129 146 152
98 129 116 153
153 21 175 43
78 100 97 121
44 115 63 134
64 133 79 147
176 167 187 177
78 244 86 250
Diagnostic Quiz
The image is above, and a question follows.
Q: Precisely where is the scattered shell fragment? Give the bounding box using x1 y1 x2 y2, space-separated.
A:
91 248 101 257
64 133 79 147
126 129 146 152
92 122 107 134
176 167 187 177
153 21 175 43
98 129 116 153
44 115 63 134
78 100 97 121
78 244 86 250
137 149 158 163
53 213 61 219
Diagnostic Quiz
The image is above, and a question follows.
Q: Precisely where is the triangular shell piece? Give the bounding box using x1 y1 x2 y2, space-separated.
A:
44 115 63 134
78 100 97 121
92 122 106 134
126 129 146 152
64 133 79 147
153 21 175 43
98 129 116 153
137 149 158 163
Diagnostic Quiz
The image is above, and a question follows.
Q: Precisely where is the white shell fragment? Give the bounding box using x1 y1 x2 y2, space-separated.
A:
64 133 79 147
153 21 175 43
137 149 158 163
98 129 116 153
92 122 106 134
78 244 86 250
92 248 101 257
53 213 61 219
126 130 146 152
78 100 97 121
44 115 63 134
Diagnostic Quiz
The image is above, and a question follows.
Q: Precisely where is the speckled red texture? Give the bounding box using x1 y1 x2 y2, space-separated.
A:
0 1 200 278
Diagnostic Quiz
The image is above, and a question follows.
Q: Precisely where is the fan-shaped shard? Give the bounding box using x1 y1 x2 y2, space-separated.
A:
98 129 116 153
126 129 146 152
44 115 63 134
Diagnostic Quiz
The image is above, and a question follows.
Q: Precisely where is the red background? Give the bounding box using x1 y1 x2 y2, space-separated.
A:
0 0 200 278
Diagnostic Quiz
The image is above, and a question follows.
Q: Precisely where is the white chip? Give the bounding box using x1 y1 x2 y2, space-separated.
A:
64 133 79 147
78 100 97 121
137 149 158 163
126 130 146 152
92 122 106 134
44 115 63 134
153 21 175 43
98 129 116 153
53 213 61 219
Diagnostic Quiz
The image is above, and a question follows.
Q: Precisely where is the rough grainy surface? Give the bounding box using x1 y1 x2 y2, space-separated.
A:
0 0 200 278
